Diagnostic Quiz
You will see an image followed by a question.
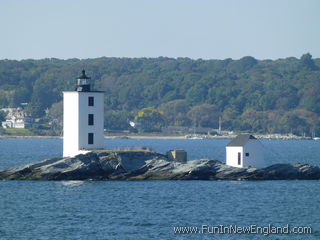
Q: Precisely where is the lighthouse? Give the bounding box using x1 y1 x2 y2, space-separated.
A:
63 70 104 157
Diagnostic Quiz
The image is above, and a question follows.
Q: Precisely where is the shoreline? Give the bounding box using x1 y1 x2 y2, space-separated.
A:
0 135 193 140
0 135 62 139
0 134 315 140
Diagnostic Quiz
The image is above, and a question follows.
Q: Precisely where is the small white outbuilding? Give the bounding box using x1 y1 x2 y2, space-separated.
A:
226 134 265 168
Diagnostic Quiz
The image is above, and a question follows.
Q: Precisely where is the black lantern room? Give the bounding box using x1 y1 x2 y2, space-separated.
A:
76 70 91 92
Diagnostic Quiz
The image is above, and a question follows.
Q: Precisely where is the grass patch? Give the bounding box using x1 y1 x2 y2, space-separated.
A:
3 128 34 135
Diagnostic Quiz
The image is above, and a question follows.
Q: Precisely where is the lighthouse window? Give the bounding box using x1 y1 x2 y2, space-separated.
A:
238 152 241 165
88 133 94 144
88 96 94 106
88 114 94 125
245 153 249 157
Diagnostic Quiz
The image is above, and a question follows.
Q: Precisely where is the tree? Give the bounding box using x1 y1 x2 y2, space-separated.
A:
159 100 190 126
187 104 220 128
299 86 320 114
228 56 257 72
45 101 63 132
0 110 6 122
0 56 319 135
239 109 269 133
222 107 240 130
104 110 132 130
11 87 30 107
0 90 9 108
186 83 208 106
134 107 165 132
280 112 309 135
300 53 317 70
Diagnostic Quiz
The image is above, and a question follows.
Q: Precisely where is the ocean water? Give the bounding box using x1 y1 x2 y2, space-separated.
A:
0 138 320 240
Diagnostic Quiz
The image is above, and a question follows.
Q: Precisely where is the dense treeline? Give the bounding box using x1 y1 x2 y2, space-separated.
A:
0 54 319 135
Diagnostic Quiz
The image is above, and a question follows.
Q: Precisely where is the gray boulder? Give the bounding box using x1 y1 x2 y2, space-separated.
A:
0 151 319 181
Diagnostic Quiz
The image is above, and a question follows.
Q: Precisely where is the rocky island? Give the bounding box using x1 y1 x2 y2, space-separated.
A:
0 151 320 181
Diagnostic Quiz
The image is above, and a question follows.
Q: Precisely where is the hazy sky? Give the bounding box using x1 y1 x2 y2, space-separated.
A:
1 0 319 60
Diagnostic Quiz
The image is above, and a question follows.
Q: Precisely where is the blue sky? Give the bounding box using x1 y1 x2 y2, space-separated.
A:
1 0 319 60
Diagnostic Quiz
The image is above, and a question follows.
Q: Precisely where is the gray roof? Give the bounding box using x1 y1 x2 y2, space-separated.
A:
227 134 257 147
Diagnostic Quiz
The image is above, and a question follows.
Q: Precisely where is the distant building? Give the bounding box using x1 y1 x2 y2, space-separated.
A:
129 121 141 128
1 107 33 129
226 134 265 168
63 70 104 157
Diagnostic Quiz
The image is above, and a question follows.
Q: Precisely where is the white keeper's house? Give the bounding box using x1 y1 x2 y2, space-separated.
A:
63 70 104 157
226 134 265 168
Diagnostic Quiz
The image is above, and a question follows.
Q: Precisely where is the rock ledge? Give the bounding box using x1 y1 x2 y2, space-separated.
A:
0 151 319 181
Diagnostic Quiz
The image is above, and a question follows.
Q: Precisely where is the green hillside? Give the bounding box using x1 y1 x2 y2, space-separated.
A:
0 54 319 135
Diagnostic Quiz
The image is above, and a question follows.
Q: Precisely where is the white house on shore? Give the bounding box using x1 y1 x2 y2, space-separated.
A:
63 70 104 157
1 107 34 129
226 134 265 168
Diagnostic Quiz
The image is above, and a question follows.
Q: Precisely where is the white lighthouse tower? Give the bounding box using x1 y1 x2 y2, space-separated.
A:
63 70 104 157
